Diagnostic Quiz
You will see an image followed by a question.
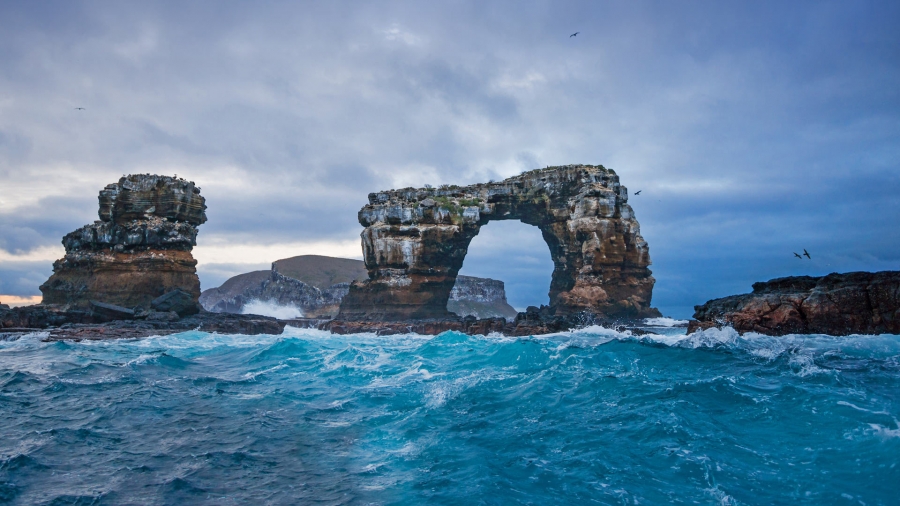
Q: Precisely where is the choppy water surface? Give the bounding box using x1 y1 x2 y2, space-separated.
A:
1 325 898 505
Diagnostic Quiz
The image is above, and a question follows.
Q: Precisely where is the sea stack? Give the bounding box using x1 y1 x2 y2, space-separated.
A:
40 174 206 314
337 164 660 321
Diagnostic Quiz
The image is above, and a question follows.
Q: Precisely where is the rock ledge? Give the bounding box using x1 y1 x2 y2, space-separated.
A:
688 271 900 336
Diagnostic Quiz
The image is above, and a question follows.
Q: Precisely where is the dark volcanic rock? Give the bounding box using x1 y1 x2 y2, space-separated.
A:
151 289 199 316
447 275 518 320
1 305 94 329
200 269 350 318
338 164 661 321
90 300 135 322
40 174 206 312
325 306 648 337
2 302 645 340
98 174 206 225
46 312 285 341
199 270 272 313
200 256 518 319
1 303 284 340
688 271 900 336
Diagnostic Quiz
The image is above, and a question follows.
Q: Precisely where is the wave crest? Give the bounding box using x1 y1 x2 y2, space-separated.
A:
241 299 304 319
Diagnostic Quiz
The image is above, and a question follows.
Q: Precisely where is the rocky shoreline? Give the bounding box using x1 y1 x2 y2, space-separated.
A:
1 303 654 341
0 305 286 341
688 271 900 336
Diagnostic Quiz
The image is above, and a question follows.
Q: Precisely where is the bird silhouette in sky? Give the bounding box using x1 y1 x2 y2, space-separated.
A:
803 249 811 259
794 252 803 259
74 107 85 110
634 190 641 195
570 32 579 37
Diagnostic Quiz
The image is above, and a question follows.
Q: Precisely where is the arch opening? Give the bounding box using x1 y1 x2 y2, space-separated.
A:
337 165 659 322
449 220 553 319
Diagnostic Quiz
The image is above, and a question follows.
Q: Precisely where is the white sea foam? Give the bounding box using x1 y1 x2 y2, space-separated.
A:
869 423 900 439
643 317 690 327
241 299 304 319
837 401 891 416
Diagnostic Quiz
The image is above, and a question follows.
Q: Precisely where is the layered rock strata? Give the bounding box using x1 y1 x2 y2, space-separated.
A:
338 164 659 321
688 271 900 336
40 174 206 313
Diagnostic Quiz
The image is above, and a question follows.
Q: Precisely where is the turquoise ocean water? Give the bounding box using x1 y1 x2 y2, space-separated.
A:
1 325 898 504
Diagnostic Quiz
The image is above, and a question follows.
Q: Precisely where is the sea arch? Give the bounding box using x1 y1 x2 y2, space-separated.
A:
337 164 658 321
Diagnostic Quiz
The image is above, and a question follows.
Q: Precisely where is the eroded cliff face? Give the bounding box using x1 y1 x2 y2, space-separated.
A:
200 270 350 318
40 175 206 312
447 275 518 320
338 164 659 321
689 271 900 336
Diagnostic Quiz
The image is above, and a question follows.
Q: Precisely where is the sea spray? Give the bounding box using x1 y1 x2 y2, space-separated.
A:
642 316 690 327
0 327 897 504
240 298 304 319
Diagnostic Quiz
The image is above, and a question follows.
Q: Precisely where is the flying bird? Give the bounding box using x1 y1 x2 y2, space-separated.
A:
634 190 641 195
803 249 811 259
74 107 85 110
570 32 579 37
794 252 802 259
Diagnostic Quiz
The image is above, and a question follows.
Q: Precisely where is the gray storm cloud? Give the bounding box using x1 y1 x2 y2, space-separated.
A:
1 0 898 317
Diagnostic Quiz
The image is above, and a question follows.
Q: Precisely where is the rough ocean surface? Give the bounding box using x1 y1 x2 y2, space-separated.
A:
1 326 897 504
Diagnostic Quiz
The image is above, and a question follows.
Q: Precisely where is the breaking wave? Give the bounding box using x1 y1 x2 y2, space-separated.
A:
240 299 304 319
0 326 897 504
643 316 690 327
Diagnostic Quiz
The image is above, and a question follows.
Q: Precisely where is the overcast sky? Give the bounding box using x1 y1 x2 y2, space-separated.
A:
1 1 898 317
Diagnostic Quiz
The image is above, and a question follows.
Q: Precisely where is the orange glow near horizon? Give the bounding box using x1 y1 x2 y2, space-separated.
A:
1 295 42 307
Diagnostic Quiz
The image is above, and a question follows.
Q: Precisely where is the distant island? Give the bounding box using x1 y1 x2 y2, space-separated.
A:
199 254 518 320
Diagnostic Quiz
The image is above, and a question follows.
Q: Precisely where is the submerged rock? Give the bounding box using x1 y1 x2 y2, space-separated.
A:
338 164 660 321
40 174 206 313
688 271 900 336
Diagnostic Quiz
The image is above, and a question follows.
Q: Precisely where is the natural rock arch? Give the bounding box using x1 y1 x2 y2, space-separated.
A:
338 164 659 321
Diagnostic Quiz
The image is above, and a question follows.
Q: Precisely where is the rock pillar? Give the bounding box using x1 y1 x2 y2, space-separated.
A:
40 174 207 313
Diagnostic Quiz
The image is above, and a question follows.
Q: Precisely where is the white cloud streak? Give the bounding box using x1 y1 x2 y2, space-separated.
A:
0 1 898 316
